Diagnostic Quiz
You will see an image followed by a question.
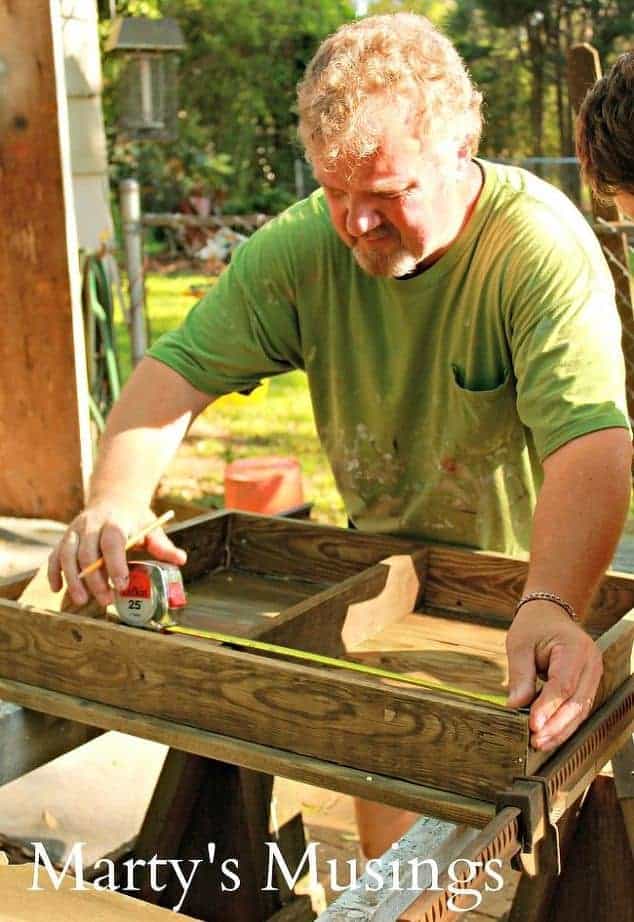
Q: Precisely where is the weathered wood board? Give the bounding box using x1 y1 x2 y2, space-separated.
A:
0 569 102 784
0 512 632 809
0 0 92 519
0 863 197 920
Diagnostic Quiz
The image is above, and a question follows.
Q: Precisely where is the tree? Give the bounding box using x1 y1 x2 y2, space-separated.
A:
365 0 454 24
103 0 355 213
457 0 634 158
446 1 534 158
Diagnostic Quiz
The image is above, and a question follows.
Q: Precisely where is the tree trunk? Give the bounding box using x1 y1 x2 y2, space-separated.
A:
527 22 545 157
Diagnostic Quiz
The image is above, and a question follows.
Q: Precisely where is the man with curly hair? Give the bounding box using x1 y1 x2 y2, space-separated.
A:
576 51 634 218
50 15 631 857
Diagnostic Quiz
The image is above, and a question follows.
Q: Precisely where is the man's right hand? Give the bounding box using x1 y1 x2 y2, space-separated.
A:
47 501 187 608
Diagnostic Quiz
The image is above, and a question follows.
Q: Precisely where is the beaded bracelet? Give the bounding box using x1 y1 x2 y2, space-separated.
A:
513 591 578 622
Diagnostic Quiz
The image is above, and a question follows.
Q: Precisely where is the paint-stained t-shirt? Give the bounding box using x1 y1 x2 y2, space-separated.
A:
148 159 630 558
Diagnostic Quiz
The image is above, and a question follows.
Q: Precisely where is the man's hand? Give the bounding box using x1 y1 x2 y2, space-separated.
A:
47 501 187 609
506 601 603 751
45 358 211 608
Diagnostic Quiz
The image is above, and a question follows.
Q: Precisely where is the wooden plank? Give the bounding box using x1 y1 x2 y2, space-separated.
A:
594 608 634 707
349 611 508 664
166 511 229 580
268 896 316 922
316 816 479 922
0 570 38 601
177 516 633 636
423 545 634 632
0 577 103 788
0 863 198 920
613 736 634 799
134 750 209 904
619 799 634 861
0 700 100 785
567 43 634 427
586 572 634 635
423 546 527 621
181 569 329 640
392 808 522 920
228 513 419 583
508 796 583 922
549 776 634 922
0 599 528 800
612 736 634 858
256 550 428 653
0 678 495 827
135 754 284 921
346 612 508 701
272 813 311 904
0 0 91 519
0 558 103 781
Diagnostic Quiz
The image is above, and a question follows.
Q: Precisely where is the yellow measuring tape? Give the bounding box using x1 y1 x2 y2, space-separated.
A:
166 624 508 709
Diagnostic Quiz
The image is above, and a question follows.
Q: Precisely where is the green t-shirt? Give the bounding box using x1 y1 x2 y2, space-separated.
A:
148 159 629 557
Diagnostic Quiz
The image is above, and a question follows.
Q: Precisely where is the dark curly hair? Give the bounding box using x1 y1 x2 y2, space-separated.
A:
576 52 634 200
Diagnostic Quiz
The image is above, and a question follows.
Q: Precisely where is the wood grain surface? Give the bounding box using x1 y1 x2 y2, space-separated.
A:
424 544 634 634
0 863 197 920
595 609 634 707
346 611 508 700
0 599 528 800
0 570 38 601
0 677 496 827
5 514 632 812
548 775 634 922
228 513 420 582
256 550 428 654
424 547 527 621
180 569 330 639
166 512 229 579
0 0 92 519
174 514 634 632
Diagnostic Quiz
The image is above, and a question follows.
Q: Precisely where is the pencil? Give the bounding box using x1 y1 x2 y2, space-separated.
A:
77 510 175 580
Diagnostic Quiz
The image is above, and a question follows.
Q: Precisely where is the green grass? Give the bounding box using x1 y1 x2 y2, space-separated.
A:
115 271 345 525
115 272 213 381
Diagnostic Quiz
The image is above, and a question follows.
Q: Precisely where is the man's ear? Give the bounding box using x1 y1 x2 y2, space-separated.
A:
456 140 472 175
614 190 634 220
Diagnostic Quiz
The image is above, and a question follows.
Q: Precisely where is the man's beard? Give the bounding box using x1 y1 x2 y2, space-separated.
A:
352 234 422 278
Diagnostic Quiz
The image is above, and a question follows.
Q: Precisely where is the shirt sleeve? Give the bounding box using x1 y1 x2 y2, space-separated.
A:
505 205 631 460
147 218 304 397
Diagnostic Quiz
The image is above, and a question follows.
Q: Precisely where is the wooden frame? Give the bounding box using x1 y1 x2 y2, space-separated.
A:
0 512 632 814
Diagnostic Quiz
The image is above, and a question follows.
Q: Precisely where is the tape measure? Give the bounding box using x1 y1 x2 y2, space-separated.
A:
114 562 508 708
114 561 187 630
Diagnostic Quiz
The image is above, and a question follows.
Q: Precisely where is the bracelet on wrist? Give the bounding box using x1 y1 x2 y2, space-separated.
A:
513 591 578 622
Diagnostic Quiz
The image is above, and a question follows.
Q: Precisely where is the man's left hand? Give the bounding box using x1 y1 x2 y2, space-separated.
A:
505 602 603 751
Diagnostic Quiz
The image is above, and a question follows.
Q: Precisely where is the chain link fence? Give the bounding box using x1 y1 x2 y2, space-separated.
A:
595 220 634 425
495 156 586 208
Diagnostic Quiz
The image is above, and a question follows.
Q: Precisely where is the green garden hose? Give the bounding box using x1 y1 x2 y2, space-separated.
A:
83 254 121 437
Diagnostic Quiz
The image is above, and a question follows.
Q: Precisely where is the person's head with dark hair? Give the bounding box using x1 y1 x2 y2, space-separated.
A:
576 52 634 218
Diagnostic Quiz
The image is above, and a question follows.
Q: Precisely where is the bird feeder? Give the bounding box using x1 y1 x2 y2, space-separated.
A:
106 17 185 142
